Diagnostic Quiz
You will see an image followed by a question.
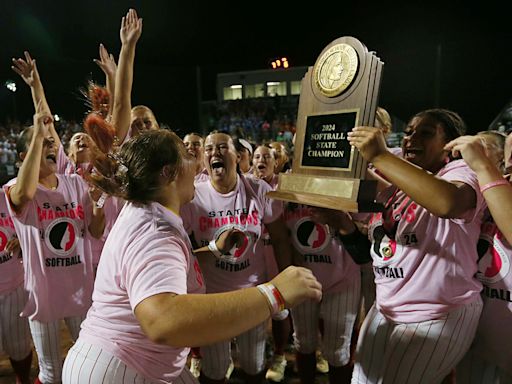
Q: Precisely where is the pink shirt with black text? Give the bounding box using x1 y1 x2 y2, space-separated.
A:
5 174 95 322
57 144 124 266
367 160 486 322
181 175 283 293
284 204 360 293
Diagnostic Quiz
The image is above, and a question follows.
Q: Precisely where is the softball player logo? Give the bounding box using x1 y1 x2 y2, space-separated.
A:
0 229 8 252
213 224 254 264
44 218 78 256
477 238 511 284
293 217 330 253
369 221 404 266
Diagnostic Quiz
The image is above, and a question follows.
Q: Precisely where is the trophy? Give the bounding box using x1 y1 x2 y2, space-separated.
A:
267 36 383 212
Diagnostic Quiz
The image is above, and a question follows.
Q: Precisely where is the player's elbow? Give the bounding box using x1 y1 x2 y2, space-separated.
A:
135 293 190 347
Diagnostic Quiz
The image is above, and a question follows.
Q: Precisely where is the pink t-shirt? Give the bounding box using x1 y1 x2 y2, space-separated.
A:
57 144 81 176
471 213 512 374
5 174 95 321
0 189 23 295
284 204 360 293
80 202 205 383
181 174 283 293
367 160 486 322
194 169 209 184
57 145 124 266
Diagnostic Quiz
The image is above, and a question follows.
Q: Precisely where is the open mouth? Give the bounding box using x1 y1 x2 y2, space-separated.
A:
46 154 56 163
257 164 266 171
211 160 225 175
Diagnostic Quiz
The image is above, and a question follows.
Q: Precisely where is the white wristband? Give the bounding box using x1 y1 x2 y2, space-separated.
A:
95 192 108 209
208 239 223 258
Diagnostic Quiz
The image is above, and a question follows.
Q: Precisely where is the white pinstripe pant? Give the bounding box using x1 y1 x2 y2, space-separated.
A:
290 278 360 367
0 284 32 360
62 339 198 384
29 314 85 383
200 321 267 380
456 346 512 384
351 298 483 384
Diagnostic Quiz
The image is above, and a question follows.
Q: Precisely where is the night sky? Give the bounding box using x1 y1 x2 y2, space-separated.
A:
0 1 511 134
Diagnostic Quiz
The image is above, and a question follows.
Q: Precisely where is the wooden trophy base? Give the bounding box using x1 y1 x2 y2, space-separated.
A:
267 173 383 212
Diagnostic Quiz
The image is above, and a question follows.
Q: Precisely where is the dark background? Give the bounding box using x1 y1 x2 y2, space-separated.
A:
0 0 510 134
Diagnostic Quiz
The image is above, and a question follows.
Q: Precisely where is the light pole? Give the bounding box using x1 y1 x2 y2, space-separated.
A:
5 80 17 121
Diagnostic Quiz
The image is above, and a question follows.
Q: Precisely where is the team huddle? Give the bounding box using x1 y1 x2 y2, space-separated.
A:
0 8 511 384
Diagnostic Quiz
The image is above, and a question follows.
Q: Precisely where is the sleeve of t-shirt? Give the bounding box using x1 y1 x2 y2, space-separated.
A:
126 234 190 311
2 181 36 224
439 160 486 224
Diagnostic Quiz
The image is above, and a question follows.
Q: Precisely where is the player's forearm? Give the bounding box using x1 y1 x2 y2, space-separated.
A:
30 81 51 114
112 44 136 142
372 152 474 218
138 288 270 347
10 137 44 209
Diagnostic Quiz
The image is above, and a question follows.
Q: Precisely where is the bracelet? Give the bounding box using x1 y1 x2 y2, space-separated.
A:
95 192 108 209
480 179 509 194
208 239 223 258
256 283 286 316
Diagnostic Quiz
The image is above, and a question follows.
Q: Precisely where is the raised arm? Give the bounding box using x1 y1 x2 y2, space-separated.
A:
9 107 53 212
349 126 476 218
94 43 117 119
445 135 512 243
111 9 142 143
11 52 62 149
135 265 322 347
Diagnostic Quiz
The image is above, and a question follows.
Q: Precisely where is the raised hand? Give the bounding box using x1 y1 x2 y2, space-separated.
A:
348 126 388 163
271 266 322 307
94 44 117 78
11 51 39 87
444 135 492 173
120 8 143 46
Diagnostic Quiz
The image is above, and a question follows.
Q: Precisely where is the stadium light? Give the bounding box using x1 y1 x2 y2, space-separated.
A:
5 80 16 92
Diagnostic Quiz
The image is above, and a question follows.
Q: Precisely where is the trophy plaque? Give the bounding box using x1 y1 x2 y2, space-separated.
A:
267 36 383 212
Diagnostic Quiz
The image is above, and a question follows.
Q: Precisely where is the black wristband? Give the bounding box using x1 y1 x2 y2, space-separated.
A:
336 229 372 265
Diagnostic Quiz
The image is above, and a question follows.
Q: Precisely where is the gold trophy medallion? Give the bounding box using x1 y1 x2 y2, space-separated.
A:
314 43 359 97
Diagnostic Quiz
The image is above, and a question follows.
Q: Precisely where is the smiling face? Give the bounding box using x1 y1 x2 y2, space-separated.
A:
253 145 277 182
401 115 449 173
69 132 95 164
204 133 239 190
